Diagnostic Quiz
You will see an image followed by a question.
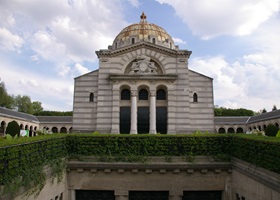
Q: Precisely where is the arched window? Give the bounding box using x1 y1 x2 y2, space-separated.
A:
193 93 198 103
139 89 148 100
152 38 156 44
121 89 130 100
89 92 94 102
156 89 166 100
131 38 135 44
115 42 117 49
170 42 172 49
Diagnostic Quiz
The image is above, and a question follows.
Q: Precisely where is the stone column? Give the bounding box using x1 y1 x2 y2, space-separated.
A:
149 90 156 134
130 91 137 134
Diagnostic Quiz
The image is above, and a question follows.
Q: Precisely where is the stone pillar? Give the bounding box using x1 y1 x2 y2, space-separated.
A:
149 90 156 134
130 91 137 134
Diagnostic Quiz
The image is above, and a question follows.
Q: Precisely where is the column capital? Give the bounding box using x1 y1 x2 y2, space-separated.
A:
150 90 156 96
131 90 137 97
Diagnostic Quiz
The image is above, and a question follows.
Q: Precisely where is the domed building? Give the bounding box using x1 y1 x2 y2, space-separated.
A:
72 13 215 134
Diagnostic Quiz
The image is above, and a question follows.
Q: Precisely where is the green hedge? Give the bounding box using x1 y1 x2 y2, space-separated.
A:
0 133 280 197
0 135 67 197
66 134 231 159
231 135 280 173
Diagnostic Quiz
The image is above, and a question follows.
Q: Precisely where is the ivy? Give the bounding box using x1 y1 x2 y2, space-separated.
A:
0 133 280 198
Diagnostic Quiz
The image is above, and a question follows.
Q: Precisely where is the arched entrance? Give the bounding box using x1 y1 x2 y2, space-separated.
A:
156 88 167 134
137 88 149 134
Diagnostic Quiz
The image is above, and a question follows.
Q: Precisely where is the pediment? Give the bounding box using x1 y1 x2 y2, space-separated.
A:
96 42 191 58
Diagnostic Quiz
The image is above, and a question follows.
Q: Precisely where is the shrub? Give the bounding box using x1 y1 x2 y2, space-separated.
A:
5 120 20 137
276 130 280 138
264 124 278 136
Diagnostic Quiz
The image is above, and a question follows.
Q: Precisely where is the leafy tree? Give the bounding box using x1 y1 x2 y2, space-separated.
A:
32 101 43 114
264 124 278 137
214 107 254 116
33 111 73 116
262 108 267 114
5 120 20 137
272 105 277 111
14 95 34 114
0 79 14 109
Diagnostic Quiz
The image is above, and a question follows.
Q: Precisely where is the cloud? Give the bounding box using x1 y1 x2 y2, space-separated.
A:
74 63 90 75
190 52 280 111
156 0 279 39
127 0 141 7
0 28 24 52
172 37 187 44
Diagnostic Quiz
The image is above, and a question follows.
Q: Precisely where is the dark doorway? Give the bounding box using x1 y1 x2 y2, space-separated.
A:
129 191 169 200
120 107 131 134
182 191 222 200
156 107 167 134
137 107 149 134
76 190 115 200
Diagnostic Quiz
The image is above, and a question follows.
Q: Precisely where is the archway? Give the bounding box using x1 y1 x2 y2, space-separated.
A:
0 121 6 135
51 127 58 133
227 127 235 133
60 127 67 133
156 87 167 134
218 127 226 133
236 127 244 133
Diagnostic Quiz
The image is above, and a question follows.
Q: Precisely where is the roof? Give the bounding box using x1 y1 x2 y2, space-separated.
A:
0 106 39 122
36 116 73 124
214 116 250 125
112 12 174 50
247 109 280 124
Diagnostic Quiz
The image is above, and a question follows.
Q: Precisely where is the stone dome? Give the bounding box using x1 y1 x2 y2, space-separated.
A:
112 12 175 50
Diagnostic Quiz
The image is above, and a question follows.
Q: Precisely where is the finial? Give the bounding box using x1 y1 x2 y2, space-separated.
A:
140 12 147 22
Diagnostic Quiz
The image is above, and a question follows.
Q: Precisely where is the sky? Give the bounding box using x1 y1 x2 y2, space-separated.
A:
0 0 280 112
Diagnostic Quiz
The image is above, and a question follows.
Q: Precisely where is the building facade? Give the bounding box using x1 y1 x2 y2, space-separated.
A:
72 13 215 134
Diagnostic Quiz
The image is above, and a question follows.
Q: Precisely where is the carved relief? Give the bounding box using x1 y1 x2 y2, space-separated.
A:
129 55 158 74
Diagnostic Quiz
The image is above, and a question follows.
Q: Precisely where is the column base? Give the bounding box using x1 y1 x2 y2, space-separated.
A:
130 130 137 134
149 130 157 134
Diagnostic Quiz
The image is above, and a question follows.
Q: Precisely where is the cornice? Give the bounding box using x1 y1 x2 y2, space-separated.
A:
96 42 192 58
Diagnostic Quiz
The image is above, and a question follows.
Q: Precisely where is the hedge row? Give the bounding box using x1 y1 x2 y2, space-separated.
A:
0 134 280 196
0 136 67 197
66 134 231 158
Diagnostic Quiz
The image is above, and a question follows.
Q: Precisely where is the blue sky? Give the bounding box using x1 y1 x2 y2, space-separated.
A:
0 0 279 112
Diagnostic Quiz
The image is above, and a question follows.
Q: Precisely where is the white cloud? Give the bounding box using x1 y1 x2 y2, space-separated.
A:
0 28 24 52
127 0 141 7
156 0 279 39
190 53 280 111
172 37 186 44
74 63 89 75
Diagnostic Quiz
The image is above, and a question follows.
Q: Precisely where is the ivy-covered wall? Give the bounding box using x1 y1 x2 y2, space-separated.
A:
0 134 280 198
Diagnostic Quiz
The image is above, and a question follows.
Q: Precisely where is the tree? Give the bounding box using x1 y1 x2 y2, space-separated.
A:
0 80 14 109
5 120 20 137
32 101 43 114
264 124 278 137
214 107 254 116
14 95 33 114
262 108 267 114
33 110 73 116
